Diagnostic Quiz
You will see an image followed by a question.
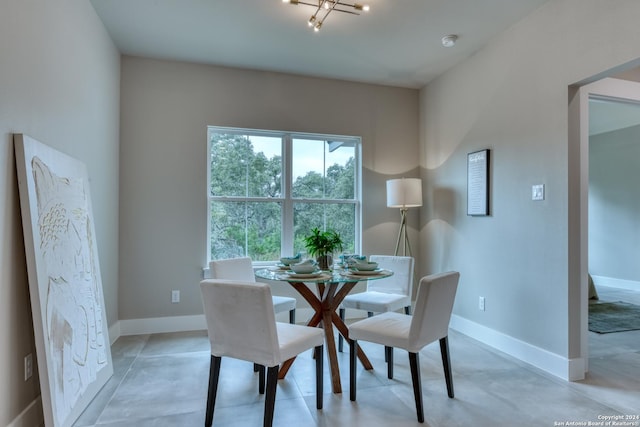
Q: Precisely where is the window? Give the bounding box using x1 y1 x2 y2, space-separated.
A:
208 127 361 262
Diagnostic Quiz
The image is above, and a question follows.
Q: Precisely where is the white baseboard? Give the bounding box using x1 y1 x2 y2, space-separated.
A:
7 396 44 427
118 315 207 336
591 275 640 292
450 314 585 381
110 307 368 341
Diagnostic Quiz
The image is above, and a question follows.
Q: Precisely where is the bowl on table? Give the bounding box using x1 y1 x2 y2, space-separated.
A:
291 261 318 274
352 261 378 271
344 255 366 264
280 254 302 266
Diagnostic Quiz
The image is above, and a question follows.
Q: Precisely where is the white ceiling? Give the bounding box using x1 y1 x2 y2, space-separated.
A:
90 0 550 89
590 98 640 136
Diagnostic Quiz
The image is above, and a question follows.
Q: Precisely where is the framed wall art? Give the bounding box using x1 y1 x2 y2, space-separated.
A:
14 134 113 427
467 149 490 216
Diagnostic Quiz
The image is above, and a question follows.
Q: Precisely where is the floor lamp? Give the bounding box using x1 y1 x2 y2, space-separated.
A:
386 178 422 256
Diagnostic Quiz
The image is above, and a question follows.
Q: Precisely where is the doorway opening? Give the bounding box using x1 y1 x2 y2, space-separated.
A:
570 71 640 378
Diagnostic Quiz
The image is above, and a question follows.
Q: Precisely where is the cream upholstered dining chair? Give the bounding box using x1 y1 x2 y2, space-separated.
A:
210 257 297 324
338 255 414 352
348 271 460 423
200 279 324 427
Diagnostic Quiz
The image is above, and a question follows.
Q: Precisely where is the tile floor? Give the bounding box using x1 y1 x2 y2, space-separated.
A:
73 285 640 427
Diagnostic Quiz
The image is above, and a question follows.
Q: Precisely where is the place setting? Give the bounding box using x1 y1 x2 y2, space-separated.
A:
339 257 389 278
268 254 301 272
276 258 331 280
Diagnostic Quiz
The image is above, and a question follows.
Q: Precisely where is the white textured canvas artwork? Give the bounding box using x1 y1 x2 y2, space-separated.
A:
14 134 113 427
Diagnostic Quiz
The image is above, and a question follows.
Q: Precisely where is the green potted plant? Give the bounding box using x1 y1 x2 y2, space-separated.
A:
303 227 343 270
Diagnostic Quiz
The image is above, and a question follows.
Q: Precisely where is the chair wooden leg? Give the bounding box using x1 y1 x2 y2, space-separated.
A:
258 365 266 394
289 308 296 324
385 346 394 379
439 336 454 398
315 345 324 409
409 352 424 423
338 308 345 352
349 340 358 401
263 366 279 427
205 355 221 427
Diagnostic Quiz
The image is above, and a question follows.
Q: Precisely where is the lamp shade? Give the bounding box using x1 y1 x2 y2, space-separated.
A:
386 178 423 208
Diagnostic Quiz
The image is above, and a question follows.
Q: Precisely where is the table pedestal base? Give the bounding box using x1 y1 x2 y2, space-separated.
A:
277 281 373 394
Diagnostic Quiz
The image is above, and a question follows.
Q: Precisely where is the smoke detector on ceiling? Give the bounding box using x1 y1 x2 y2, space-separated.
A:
441 34 458 48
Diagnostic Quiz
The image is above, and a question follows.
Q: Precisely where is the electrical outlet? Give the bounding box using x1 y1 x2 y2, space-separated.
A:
171 290 180 303
24 353 33 381
479 296 486 311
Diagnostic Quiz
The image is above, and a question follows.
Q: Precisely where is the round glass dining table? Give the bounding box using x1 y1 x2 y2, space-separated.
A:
255 267 394 394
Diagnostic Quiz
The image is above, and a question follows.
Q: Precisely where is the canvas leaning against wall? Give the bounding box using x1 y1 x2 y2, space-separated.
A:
14 134 113 427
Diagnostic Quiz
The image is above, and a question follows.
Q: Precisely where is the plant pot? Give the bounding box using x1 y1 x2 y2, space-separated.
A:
317 255 332 271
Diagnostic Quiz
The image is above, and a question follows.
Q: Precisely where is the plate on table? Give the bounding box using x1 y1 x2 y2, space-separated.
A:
270 264 291 271
285 272 324 279
348 269 386 276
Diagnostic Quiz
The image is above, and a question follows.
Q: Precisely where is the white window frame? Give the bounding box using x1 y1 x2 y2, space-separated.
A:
206 126 362 266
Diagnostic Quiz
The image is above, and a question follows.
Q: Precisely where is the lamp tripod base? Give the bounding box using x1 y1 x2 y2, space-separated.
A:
394 209 413 257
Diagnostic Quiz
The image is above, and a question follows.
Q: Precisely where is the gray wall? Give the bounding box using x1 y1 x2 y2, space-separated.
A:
419 0 640 369
118 57 420 320
0 0 120 425
590 124 640 285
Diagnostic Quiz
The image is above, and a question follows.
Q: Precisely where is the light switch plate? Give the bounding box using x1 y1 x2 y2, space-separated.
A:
532 184 545 201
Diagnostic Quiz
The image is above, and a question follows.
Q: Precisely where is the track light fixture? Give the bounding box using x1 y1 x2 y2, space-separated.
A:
282 0 370 32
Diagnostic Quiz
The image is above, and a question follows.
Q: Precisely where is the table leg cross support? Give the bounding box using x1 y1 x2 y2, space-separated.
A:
277 280 373 393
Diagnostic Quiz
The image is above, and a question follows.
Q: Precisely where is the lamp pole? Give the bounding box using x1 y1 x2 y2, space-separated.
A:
394 208 413 257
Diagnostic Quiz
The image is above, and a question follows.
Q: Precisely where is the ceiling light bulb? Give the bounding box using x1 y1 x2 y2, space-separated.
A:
288 0 367 31
441 34 458 47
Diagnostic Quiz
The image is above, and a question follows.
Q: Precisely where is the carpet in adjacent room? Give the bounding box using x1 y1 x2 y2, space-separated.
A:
588 301 640 334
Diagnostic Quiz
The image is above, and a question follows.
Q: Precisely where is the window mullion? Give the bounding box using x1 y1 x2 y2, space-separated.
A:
281 135 294 255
